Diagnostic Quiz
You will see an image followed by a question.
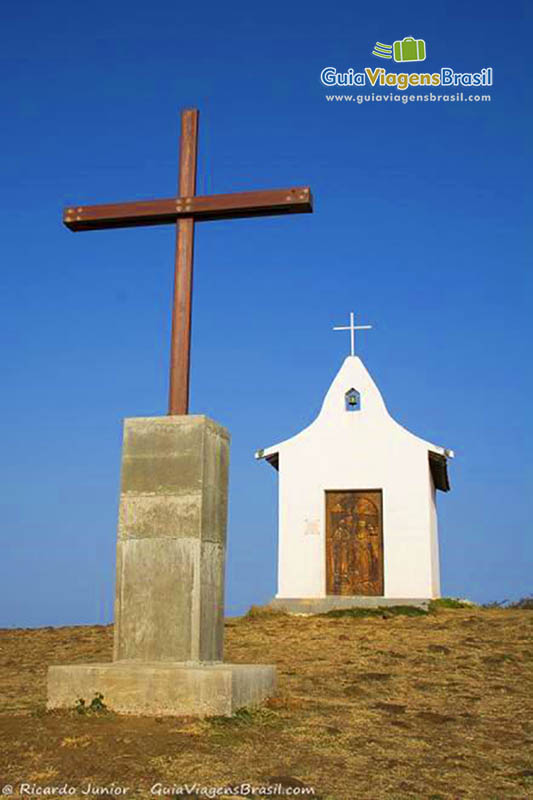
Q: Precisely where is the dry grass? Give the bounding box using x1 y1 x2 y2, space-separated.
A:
0 607 532 799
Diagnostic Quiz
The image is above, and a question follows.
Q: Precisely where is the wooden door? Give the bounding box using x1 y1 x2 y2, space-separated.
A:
326 491 383 596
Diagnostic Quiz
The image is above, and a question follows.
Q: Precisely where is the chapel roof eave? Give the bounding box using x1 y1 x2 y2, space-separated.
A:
255 447 279 470
429 451 451 492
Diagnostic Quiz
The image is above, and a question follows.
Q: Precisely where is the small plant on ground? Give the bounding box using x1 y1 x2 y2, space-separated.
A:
74 692 107 715
209 705 279 729
429 597 475 611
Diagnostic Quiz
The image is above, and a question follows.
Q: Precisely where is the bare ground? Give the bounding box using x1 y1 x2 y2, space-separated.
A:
0 607 532 800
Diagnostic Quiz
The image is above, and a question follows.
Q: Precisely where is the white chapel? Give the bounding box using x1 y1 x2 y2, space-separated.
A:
256 313 454 611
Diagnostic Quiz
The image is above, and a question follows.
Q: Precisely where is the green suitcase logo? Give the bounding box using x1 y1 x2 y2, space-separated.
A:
393 36 426 62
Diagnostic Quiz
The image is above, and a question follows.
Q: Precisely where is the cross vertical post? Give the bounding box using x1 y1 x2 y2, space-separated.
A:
169 109 199 415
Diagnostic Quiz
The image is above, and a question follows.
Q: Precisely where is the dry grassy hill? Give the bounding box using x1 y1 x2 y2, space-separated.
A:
0 605 532 800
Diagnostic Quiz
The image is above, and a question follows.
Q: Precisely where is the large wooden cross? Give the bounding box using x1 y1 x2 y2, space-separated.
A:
64 108 313 415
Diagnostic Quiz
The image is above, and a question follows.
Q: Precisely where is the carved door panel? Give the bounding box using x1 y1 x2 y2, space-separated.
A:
326 491 383 596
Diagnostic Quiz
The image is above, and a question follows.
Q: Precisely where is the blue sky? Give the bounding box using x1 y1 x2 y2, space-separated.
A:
0 1 530 626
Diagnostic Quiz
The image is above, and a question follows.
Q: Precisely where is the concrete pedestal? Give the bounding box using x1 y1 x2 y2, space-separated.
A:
47 415 276 717
48 662 277 717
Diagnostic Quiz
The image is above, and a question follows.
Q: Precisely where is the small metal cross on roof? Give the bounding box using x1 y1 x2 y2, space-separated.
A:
333 311 372 357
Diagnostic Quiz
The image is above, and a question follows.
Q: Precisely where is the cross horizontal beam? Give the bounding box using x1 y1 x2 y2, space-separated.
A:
64 187 313 231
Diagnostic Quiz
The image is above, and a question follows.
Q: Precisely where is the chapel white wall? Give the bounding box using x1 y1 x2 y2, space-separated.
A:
271 357 443 600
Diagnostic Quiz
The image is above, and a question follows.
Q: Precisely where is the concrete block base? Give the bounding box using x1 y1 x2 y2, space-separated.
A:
47 661 277 717
268 596 430 613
